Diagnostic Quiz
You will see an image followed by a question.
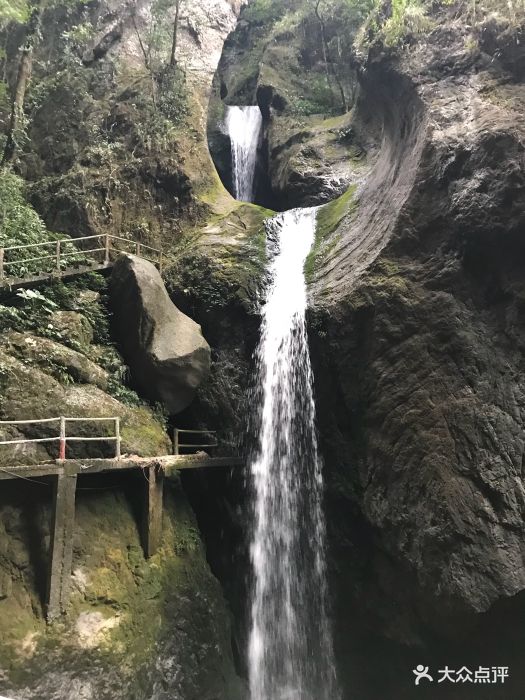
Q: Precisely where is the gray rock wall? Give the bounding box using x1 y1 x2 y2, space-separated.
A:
110 254 211 414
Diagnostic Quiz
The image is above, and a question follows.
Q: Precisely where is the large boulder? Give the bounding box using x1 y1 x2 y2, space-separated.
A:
110 254 211 414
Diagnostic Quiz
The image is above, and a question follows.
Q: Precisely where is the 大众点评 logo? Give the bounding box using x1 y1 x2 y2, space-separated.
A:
412 666 509 686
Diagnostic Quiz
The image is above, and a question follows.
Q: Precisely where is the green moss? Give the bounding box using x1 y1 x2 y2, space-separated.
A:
0 476 240 695
166 201 274 312
120 408 170 456
309 113 350 129
305 185 358 282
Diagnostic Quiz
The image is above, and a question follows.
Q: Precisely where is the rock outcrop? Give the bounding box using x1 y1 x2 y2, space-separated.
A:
110 254 211 414
301 7 525 696
4 0 243 253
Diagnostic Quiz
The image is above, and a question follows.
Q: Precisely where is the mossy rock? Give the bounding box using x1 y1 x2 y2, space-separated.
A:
0 478 242 698
166 201 273 314
4 331 108 390
0 348 170 462
305 184 358 282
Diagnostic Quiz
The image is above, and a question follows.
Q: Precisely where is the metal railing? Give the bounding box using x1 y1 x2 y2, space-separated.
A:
173 428 217 456
0 233 163 284
0 416 121 460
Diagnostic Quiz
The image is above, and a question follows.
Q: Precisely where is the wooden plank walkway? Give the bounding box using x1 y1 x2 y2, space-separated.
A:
0 419 242 621
0 453 242 621
0 233 163 290
0 454 243 480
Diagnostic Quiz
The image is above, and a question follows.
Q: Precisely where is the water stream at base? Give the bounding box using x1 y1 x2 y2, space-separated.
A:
248 208 340 700
225 105 262 203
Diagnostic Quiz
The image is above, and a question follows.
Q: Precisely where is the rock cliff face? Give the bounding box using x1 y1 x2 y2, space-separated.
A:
2 0 242 246
304 8 525 699
204 2 525 698
0 474 243 700
208 0 374 208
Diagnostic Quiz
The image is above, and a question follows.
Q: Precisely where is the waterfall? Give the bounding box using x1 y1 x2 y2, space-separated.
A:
248 208 339 700
225 105 262 203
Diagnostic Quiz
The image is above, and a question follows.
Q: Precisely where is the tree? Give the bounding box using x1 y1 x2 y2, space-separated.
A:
131 0 184 111
133 0 183 74
1 0 41 165
169 0 181 67
314 0 347 112
0 0 29 26
312 0 377 113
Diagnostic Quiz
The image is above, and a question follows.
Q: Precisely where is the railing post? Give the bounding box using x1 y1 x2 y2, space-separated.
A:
158 251 163 275
0 247 4 282
58 417 66 461
104 234 110 266
56 240 61 272
136 242 141 257
115 417 121 460
142 464 164 558
173 428 179 456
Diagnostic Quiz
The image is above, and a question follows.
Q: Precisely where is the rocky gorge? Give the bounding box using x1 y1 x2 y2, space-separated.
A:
0 0 524 698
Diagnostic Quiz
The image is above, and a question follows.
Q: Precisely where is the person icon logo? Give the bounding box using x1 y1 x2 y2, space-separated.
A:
413 665 433 685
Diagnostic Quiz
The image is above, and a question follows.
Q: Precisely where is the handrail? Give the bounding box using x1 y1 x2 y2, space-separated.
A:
173 428 218 456
0 416 121 460
1 234 104 252
0 233 164 283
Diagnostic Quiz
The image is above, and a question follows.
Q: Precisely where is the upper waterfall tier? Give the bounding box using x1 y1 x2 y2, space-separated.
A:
225 105 263 203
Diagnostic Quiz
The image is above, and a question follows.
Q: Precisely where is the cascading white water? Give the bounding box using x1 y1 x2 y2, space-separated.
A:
248 207 340 700
225 105 262 202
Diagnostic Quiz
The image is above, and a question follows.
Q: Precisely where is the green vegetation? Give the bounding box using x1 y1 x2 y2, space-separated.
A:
0 0 29 24
0 169 84 277
304 184 358 281
0 273 145 407
288 75 340 116
242 0 292 26
381 0 432 46
232 0 375 116
157 66 189 126
359 0 525 49
356 0 431 48
130 0 189 128
457 0 525 24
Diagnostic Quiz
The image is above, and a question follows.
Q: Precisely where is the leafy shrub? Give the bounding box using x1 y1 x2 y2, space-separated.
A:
0 0 29 26
380 0 433 46
243 0 290 26
0 169 85 278
289 73 339 115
